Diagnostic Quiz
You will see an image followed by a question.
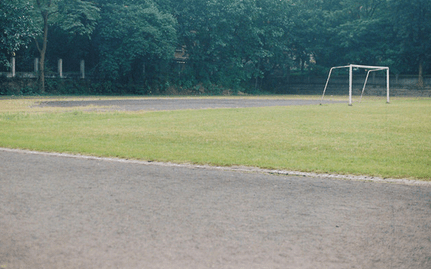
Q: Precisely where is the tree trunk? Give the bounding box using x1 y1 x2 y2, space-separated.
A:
418 61 424 88
35 0 51 93
38 12 49 93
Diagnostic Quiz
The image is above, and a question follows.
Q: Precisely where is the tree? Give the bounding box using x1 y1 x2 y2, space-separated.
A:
253 0 293 91
0 0 39 67
32 0 99 92
173 0 293 91
3 0 429 95
333 0 392 67
94 2 177 85
388 0 431 86
289 0 344 72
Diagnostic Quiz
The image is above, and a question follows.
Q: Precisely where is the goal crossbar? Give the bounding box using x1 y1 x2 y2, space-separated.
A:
320 64 390 106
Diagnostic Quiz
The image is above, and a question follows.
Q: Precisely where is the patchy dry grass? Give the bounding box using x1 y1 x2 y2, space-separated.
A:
0 96 429 180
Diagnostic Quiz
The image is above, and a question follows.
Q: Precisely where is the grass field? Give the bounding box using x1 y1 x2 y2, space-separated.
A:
0 96 430 180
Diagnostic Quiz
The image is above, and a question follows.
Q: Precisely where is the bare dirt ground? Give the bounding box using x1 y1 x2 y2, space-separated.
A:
37 97 344 111
1 98 431 268
1 150 430 269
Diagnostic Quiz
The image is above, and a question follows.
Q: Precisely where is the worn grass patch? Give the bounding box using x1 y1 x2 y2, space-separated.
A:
0 96 429 180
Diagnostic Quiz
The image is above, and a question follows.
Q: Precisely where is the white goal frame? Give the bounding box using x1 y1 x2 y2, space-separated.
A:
320 64 390 106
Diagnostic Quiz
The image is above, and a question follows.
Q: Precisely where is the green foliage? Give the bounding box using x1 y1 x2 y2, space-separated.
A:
292 0 431 76
387 0 431 74
0 0 40 66
0 76 39 96
58 0 101 36
173 0 293 91
1 0 431 95
30 0 101 92
95 2 177 82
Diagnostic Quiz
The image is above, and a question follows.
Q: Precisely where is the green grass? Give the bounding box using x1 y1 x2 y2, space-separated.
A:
0 96 430 180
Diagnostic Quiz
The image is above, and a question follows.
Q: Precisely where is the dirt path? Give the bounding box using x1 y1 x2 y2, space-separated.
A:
1 149 430 269
37 98 345 111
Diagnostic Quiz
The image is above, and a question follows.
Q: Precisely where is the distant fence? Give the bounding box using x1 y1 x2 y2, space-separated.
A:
286 73 431 97
1 56 430 97
0 57 86 79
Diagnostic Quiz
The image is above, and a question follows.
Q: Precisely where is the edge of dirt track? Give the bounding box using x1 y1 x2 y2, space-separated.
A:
1 147 429 186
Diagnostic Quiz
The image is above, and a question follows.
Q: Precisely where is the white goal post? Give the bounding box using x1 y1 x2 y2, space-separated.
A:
320 64 390 106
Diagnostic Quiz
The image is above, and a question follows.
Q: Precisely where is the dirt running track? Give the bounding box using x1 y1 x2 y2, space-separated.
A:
1 99 431 268
1 150 431 269
37 98 345 111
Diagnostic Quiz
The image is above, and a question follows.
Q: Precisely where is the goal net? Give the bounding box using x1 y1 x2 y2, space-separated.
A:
320 64 390 106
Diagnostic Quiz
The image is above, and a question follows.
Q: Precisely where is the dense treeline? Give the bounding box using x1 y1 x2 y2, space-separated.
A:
1 0 430 94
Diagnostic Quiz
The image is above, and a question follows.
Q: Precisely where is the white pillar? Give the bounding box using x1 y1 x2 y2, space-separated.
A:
58 59 63 78
349 65 353 106
386 68 390 104
11 57 16 77
80 60 85 79
34 58 39 73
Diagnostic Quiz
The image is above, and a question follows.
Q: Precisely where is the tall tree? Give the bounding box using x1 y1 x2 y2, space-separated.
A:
174 0 293 91
0 0 39 67
32 0 99 92
290 0 409 78
290 0 343 72
334 0 391 66
389 0 431 86
94 2 177 84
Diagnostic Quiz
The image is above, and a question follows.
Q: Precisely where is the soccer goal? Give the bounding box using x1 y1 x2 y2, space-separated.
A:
320 64 390 106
